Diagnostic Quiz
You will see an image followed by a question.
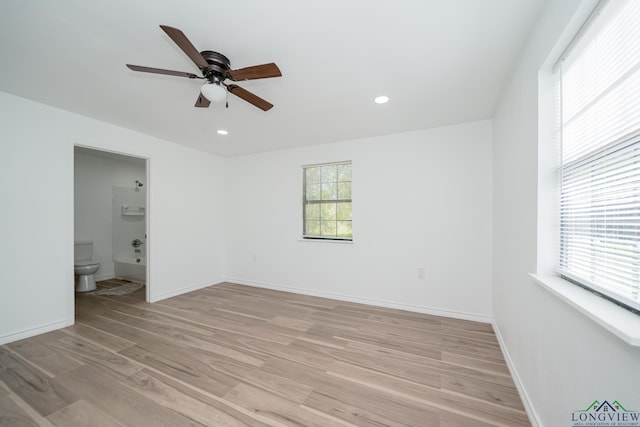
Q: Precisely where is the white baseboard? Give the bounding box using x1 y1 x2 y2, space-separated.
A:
0 319 70 345
150 278 225 303
221 277 492 323
492 320 540 427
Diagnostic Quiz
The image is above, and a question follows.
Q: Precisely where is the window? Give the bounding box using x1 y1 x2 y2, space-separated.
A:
558 0 640 313
303 161 352 240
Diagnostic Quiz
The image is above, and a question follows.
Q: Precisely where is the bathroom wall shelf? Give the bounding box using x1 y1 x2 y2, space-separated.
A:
121 205 145 216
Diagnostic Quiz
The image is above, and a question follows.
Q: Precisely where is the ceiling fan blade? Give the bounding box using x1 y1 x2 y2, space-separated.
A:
159 25 209 70
126 64 200 79
227 84 273 111
227 63 282 81
195 93 211 108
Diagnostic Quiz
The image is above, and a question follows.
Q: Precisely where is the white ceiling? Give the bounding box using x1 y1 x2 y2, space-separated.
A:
0 0 545 157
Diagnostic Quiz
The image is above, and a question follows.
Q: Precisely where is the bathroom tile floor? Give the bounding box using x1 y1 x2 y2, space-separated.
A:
0 282 530 426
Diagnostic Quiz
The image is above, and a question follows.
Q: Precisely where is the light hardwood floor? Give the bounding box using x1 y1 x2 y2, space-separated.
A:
0 281 530 426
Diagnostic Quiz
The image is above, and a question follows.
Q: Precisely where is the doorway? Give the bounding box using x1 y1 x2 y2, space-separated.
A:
73 146 150 304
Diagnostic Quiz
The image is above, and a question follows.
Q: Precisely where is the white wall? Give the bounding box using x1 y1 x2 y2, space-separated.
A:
225 120 493 321
492 1 640 425
75 151 145 280
0 91 226 344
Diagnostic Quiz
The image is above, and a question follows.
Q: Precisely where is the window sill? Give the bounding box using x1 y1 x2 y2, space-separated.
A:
530 274 640 347
297 238 354 244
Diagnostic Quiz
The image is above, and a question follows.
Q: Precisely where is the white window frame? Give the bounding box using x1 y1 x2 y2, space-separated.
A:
302 161 353 241
554 0 640 315
534 0 640 347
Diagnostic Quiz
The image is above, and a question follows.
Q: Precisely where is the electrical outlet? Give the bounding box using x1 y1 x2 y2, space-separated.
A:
417 267 426 280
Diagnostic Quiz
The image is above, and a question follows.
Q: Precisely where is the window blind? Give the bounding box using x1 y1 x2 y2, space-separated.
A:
559 0 640 312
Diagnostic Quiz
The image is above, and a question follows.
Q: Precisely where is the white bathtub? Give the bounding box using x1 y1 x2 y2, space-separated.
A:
115 257 146 284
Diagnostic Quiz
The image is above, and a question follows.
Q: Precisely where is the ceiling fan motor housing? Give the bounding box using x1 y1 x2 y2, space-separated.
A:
201 50 230 82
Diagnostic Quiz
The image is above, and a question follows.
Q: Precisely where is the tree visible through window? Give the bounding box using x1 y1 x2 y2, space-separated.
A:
303 161 352 240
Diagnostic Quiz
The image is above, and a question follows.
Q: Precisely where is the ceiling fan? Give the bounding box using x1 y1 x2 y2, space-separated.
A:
126 25 281 111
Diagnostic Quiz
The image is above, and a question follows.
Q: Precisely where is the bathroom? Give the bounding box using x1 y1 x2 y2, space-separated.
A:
74 146 148 296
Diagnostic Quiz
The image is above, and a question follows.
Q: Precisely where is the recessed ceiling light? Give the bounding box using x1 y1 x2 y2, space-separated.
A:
374 96 389 104
217 129 228 135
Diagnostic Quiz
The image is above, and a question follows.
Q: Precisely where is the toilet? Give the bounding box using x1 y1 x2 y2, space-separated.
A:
74 241 101 292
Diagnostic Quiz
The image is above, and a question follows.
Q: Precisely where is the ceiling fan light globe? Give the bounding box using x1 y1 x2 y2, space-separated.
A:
201 83 227 102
